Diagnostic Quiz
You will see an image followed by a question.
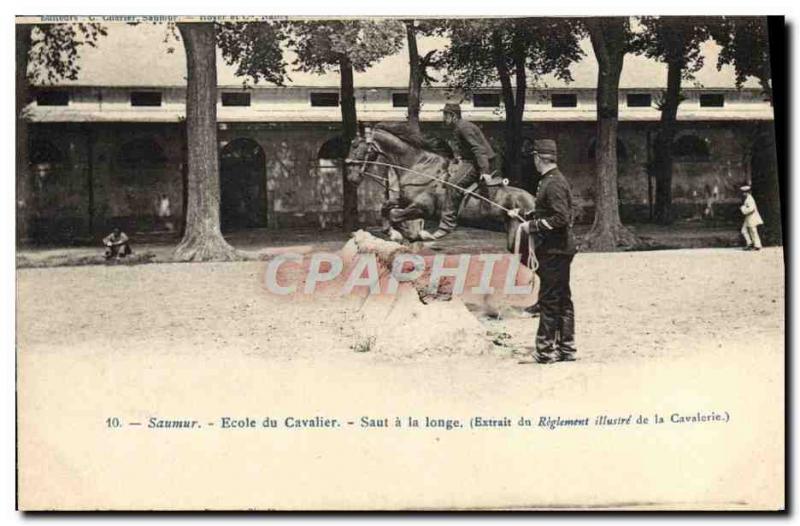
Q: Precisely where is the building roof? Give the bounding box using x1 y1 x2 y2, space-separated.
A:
35 22 764 90
26 85 774 124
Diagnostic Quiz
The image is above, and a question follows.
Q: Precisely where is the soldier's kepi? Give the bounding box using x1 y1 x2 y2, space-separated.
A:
419 103 498 241
512 138 579 365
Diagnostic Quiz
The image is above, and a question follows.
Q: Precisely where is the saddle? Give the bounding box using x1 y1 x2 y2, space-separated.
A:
456 175 509 217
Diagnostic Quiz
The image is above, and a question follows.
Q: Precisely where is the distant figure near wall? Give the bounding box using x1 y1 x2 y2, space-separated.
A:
157 194 174 232
703 184 720 220
103 228 132 260
739 185 763 251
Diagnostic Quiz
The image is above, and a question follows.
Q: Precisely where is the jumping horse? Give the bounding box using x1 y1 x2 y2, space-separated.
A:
345 123 535 251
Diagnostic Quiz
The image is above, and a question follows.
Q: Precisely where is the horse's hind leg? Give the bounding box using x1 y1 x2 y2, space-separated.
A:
395 220 424 241
389 205 427 241
380 200 400 234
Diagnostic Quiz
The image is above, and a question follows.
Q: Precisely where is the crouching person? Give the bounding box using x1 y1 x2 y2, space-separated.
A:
103 228 132 260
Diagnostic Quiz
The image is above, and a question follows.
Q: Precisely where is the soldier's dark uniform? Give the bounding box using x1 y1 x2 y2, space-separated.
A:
437 103 497 233
525 140 578 363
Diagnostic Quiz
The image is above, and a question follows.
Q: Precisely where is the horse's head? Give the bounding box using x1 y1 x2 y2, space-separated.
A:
343 136 369 186
343 127 382 186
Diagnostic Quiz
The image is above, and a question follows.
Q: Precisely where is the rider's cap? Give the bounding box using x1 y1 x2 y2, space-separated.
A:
442 103 462 117
740 185 752 192
533 139 557 156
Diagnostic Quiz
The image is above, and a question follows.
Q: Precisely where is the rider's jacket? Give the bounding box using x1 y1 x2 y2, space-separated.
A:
452 119 495 174
525 167 577 256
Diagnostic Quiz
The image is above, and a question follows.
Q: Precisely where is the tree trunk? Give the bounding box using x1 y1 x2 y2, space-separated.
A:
179 122 188 238
751 122 782 245
174 22 238 261
509 44 526 184
491 31 526 184
583 19 638 251
16 24 32 244
339 55 359 232
84 125 95 236
759 75 772 105
652 58 682 224
405 20 422 135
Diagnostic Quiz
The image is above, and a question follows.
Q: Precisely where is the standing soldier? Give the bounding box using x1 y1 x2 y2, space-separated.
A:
511 139 578 364
421 103 497 240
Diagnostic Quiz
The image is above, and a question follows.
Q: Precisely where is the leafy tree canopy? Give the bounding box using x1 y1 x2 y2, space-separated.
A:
632 17 711 79
216 22 289 86
439 18 584 93
710 17 771 97
26 23 107 84
285 20 405 73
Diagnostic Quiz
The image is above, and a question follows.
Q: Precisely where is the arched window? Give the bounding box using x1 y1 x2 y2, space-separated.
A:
318 136 348 160
673 134 710 161
116 138 167 169
588 139 628 162
220 138 264 163
318 135 348 175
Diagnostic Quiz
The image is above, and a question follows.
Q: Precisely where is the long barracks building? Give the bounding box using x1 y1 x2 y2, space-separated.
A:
22 24 775 242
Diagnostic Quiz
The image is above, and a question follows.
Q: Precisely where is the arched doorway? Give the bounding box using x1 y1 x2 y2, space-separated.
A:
220 138 267 231
672 134 711 161
29 138 66 190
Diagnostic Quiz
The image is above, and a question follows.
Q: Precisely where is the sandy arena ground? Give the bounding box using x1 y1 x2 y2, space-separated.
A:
16 246 786 510
17 246 785 365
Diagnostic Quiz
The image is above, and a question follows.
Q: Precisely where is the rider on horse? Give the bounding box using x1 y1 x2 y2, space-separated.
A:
421 103 499 240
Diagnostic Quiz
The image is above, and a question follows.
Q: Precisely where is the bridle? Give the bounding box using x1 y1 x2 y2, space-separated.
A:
345 127 386 182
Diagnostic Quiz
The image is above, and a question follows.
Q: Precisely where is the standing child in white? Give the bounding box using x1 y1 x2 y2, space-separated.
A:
739 185 764 251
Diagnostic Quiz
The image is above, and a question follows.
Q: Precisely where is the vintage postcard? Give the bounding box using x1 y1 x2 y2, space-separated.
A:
15 15 785 510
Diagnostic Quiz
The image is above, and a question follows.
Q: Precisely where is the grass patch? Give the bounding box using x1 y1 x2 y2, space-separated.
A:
351 336 376 353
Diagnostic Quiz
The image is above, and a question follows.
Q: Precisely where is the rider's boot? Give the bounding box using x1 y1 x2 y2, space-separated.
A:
419 229 450 241
388 228 404 243
388 208 405 224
